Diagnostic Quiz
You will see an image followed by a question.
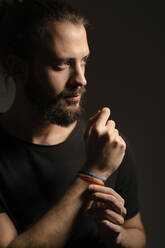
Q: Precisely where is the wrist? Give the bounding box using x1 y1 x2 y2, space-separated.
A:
81 163 111 181
78 170 105 186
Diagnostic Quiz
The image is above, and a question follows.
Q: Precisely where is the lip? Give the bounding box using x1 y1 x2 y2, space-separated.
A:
65 94 81 101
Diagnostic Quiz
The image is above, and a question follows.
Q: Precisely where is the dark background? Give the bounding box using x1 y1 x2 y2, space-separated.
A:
69 0 163 247
0 0 163 247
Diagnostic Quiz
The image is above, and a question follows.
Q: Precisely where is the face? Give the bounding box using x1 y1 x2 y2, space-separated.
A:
25 22 90 126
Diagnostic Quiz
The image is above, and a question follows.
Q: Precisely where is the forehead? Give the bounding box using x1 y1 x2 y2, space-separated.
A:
41 21 89 59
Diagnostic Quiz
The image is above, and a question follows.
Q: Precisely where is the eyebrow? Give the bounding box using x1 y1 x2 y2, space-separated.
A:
50 52 90 63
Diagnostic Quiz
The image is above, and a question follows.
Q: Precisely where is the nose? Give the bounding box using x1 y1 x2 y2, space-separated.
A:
69 63 87 87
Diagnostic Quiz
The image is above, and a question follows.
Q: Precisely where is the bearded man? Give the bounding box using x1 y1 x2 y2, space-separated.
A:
0 1 146 247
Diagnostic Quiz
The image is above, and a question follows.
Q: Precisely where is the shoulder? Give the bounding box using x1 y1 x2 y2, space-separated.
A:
114 133 139 219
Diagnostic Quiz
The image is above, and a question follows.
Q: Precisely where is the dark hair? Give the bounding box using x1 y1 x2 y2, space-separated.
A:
0 0 88 76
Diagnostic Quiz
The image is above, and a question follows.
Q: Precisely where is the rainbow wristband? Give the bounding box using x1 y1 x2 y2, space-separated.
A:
77 171 105 186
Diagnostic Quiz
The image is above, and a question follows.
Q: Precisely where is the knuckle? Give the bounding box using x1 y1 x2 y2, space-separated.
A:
115 137 119 143
114 128 119 134
110 120 116 127
111 120 116 126
119 217 124 225
112 138 119 146
121 141 126 150
109 195 115 202
124 207 127 216
107 187 114 194
116 137 126 149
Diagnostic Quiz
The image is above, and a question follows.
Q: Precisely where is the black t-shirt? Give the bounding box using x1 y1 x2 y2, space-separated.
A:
0 119 139 247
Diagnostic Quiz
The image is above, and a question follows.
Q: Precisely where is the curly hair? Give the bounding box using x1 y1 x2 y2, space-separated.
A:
0 0 88 76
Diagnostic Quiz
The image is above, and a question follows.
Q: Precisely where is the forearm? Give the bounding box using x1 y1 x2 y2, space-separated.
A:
8 177 90 248
116 226 146 248
102 226 146 248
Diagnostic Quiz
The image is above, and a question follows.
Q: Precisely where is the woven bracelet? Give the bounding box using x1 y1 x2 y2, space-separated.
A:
77 171 105 186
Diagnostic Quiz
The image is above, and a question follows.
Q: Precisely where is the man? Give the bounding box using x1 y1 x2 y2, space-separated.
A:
0 0 146 247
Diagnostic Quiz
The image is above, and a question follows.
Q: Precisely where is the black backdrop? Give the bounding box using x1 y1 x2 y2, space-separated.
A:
0 0 163 247
69 1 163 247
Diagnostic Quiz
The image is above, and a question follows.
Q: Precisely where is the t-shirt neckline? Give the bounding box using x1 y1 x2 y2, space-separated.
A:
0 119 84 150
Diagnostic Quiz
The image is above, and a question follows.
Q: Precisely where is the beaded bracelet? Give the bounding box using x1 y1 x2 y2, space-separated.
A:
77 171 105 186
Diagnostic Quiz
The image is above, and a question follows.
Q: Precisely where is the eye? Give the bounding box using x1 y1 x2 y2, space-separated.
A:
52 61 70 71
82 56 89 66
58 62 69 69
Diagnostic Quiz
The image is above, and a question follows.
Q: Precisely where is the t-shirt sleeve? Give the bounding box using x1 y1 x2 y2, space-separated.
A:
114 137 140 220
0 193 5 214
0 205 5 213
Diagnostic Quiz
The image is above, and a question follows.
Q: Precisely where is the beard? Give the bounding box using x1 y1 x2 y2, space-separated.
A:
24 70 86 127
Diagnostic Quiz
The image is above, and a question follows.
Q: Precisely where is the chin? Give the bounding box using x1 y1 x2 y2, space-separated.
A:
63 101 81 110
64 98 80 105
42 99 84 126
68 102 80 108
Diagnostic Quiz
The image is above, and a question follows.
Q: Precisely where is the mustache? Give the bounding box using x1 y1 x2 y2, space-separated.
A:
60 86 86 98
47 86 86 105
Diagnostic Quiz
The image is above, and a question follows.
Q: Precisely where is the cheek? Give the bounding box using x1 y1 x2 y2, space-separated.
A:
34 66 69 95
45 68 70 95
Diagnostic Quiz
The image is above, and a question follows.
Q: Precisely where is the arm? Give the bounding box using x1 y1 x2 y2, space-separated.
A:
116 213 146 248
7 177 91 248
0 178 92 248
100 213 146 248
88 184 146 248
0 107 125 248
0 213 17 248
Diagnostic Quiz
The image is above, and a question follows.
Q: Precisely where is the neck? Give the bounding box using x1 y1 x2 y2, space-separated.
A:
0 98 78 146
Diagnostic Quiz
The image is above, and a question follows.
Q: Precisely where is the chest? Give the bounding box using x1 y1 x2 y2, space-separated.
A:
0 140 86 232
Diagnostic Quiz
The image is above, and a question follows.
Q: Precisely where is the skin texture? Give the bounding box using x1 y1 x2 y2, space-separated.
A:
1 22 89 145
83 108 126 179
0 22 146 248
23 22 88 126
88 184 146 248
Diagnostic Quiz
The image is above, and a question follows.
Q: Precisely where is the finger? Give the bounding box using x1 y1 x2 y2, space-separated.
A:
106 121 116 141
101 220 122 233
113 128 119 136
104 209 125 225
112 135 126 151
111 134 126 151
113 129 120 141
93 107 111 130
109 201 127 217
84 110 101 140
106 120 116 133
89 207 124 225
118 136 126 150
89 184 125 205
91 192 127 216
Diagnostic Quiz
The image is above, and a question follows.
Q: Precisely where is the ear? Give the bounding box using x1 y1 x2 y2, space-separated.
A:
6 54 28 83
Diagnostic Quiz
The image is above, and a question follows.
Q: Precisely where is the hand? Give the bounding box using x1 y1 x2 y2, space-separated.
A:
88 184 126 246
83 107 126 180
88 184 127 233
